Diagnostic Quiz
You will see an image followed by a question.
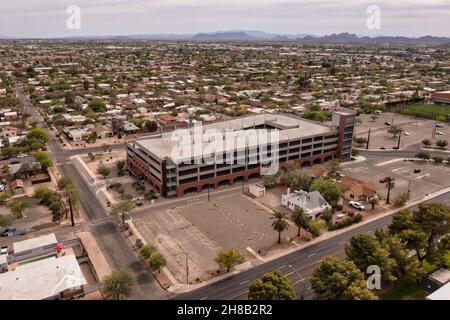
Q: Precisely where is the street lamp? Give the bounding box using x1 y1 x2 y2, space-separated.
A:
288 264 306 300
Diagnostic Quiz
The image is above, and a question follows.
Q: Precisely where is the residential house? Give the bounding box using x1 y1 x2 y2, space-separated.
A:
339 176 378 202
281 190 332 220
93 124 113 139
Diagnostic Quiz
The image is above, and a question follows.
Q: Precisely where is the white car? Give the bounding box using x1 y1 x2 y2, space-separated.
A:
0 185 5 192
0 245 7 255
436 123 444 128
374 110 383 115
349 201 365 210
435 131 445 136
16 153 28 158
403 131 410 136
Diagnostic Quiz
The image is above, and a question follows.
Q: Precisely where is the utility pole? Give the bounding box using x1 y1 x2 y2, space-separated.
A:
207 184 210 202
397 130 402 149
242 179 245 194
185 252 189 285
366 129 371 150
68 194 75 227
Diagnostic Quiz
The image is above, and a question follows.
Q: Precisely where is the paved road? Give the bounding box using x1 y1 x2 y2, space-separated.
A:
16 84 170 300
179 191 450 300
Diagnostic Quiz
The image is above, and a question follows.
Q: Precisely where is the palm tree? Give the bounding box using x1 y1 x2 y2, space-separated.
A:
384 177 395 204
291 208 309 238
271 211 289 244
367 197 379 210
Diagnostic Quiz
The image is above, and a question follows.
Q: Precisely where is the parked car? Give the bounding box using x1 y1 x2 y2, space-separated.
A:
10 160 20 165
413 169 421 174
435 131 444 135
0 245 8 255
16 153 28 158
1 227 16 237
0 185 5 192
2 228 34 238
436 123 444 128
135 198 143 206
403 131 410 136
374 110 383 115
349 201 365 210
384 121 392 126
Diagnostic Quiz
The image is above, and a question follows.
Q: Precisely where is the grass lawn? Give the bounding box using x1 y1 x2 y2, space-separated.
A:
399 103 450 118
381 281 427 300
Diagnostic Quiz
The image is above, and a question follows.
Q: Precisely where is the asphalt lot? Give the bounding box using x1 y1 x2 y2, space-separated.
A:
341 159 450 202
355 112 450 149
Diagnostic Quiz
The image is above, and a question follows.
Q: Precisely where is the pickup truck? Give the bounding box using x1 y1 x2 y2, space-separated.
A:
1 228 35 238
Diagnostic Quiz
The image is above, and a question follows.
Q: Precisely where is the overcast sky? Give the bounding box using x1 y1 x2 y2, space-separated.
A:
1 0 449 38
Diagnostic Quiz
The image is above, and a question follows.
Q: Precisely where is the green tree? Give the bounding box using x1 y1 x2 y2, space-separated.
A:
101 270 135 300
57 177 79 209
388 203 450 264
145 120 158 133
33 187 55 204
33 151 53 169
111 200 133 215
89 98 106 113
324 158 340 178
309 178 342 206
139 244 157 259
271 211 289 244
345 234 397 283
7 199 31 218
383 177 395 204
147 251 167 273
248 270 294 300
215 248 245 273
97 165 111 179
311 257 378 300
26 128 50 144
415 152 431 160
375 229 422 282
291 208 309 237
388 125 402 138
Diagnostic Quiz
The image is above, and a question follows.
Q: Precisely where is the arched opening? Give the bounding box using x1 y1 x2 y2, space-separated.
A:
218 179 230 188
201 183 214 191
184 187 198 195
233 176 245 184
248 172 260 180
313 158 322 165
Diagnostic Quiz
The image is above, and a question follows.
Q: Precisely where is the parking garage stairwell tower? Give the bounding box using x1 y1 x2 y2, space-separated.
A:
126 110 355 198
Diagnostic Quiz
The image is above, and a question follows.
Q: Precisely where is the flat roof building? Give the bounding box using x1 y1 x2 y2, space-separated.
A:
432 91 450 105
0 254 86 300
127 110 355 198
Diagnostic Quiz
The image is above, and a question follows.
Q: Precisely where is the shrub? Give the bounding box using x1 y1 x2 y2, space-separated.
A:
432 156 444 164
415 151 431 160
328 214 363 231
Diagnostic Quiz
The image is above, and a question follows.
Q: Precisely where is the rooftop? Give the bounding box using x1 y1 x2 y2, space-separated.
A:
13 233 57 254
0 254 86 300
133 113 332 160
